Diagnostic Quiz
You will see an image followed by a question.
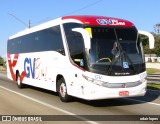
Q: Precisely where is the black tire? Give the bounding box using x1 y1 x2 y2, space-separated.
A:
16 73 24 89
57 78 71 102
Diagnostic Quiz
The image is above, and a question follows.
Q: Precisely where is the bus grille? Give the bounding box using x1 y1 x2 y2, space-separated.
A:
102 81 142 88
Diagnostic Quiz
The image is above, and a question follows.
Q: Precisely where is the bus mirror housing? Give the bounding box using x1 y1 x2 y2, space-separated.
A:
72 28 91 49
138 31 155 49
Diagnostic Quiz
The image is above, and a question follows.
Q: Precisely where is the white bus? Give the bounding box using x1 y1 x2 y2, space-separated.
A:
7 15 154 102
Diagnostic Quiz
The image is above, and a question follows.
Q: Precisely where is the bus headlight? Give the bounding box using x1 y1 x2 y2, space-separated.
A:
140 77 147 83
82 74 105 86
139 72 147 83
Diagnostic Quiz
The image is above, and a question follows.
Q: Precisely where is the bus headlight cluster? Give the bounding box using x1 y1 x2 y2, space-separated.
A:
140 78 147 83
82 74 105 86
139 73 147 83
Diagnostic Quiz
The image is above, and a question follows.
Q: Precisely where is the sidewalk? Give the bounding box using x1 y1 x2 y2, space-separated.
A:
146 63 160 69
0 66 6 71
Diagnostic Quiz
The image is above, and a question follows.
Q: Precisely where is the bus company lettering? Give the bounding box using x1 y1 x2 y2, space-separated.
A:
97 19 125 26
24 58 36 78
24 57 47 79
95 75 102 80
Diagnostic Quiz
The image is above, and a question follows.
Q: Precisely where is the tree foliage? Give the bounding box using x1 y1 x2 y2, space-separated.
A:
0 56 5 66
140 23 160 57
154 23 160 34
154 35 160 56
140 34 154 54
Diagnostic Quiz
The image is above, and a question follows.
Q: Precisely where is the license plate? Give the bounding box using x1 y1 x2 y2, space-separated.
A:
119 91 129 96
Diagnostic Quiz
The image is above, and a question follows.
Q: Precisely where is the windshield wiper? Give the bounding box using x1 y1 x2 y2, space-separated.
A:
107 50 121 75
107 46 138 75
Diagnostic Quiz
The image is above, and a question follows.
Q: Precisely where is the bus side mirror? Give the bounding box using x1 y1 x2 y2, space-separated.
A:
138 31 155 49
72 28 91 49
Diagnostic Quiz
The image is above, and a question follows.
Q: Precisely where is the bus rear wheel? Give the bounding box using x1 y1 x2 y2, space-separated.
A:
57 78 71 102
16 73 24 89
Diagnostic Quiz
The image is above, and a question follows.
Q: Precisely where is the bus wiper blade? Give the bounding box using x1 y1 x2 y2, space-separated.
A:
107 51 121 75
107 50 138 75
107 28 122 75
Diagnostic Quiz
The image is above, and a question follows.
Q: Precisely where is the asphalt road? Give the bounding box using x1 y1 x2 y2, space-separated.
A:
0 71 160 124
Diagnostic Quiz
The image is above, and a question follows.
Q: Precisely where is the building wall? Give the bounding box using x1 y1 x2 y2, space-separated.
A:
145 57 160 62
145 54 160 62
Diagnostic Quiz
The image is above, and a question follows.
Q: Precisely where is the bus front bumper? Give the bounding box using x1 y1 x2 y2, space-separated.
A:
82 81 147 100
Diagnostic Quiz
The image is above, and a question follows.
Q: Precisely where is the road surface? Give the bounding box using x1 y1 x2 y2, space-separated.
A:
0 71 159 124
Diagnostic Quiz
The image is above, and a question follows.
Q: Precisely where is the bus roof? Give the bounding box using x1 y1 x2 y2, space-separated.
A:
9 15 135 40
62 15 134 27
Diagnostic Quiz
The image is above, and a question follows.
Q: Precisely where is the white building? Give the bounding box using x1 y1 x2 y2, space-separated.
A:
145 54 160 62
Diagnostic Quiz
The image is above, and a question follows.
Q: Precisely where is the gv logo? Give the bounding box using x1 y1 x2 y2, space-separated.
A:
96 19 112 25
95 75 102 80
24 58 36 78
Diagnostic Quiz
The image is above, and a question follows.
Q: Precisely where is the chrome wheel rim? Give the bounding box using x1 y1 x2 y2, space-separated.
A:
17 76 21 86
59 83 67 97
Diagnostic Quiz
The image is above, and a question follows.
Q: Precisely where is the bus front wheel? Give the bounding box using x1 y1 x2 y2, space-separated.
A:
57 78 71 102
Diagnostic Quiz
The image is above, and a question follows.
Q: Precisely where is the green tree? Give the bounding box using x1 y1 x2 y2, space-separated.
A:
0 56 5 66
154 35 160 56
154 23 160 34
153 22 160 57
140 34 154 54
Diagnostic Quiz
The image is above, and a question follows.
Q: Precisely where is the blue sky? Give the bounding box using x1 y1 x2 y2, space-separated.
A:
0 0 160 58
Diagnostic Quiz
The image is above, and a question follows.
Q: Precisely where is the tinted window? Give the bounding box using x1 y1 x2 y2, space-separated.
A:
7 25 64 54
47 27 63 51
92 27 116 40
63 23 86 68
63 23 83 56
88 27 145 75
116 28 137 41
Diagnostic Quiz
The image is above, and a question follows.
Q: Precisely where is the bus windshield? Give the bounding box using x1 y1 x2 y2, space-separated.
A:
88 27 145 76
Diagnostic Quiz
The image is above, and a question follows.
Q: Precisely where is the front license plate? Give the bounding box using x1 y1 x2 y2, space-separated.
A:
119 91 129 96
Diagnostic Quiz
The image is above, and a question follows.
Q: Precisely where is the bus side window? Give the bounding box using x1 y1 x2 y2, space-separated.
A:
67 32 85 67
63 23 86 68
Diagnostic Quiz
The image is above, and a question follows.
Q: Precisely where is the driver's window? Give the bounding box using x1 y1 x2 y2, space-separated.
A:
68 32 85 67
63 23 86 68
